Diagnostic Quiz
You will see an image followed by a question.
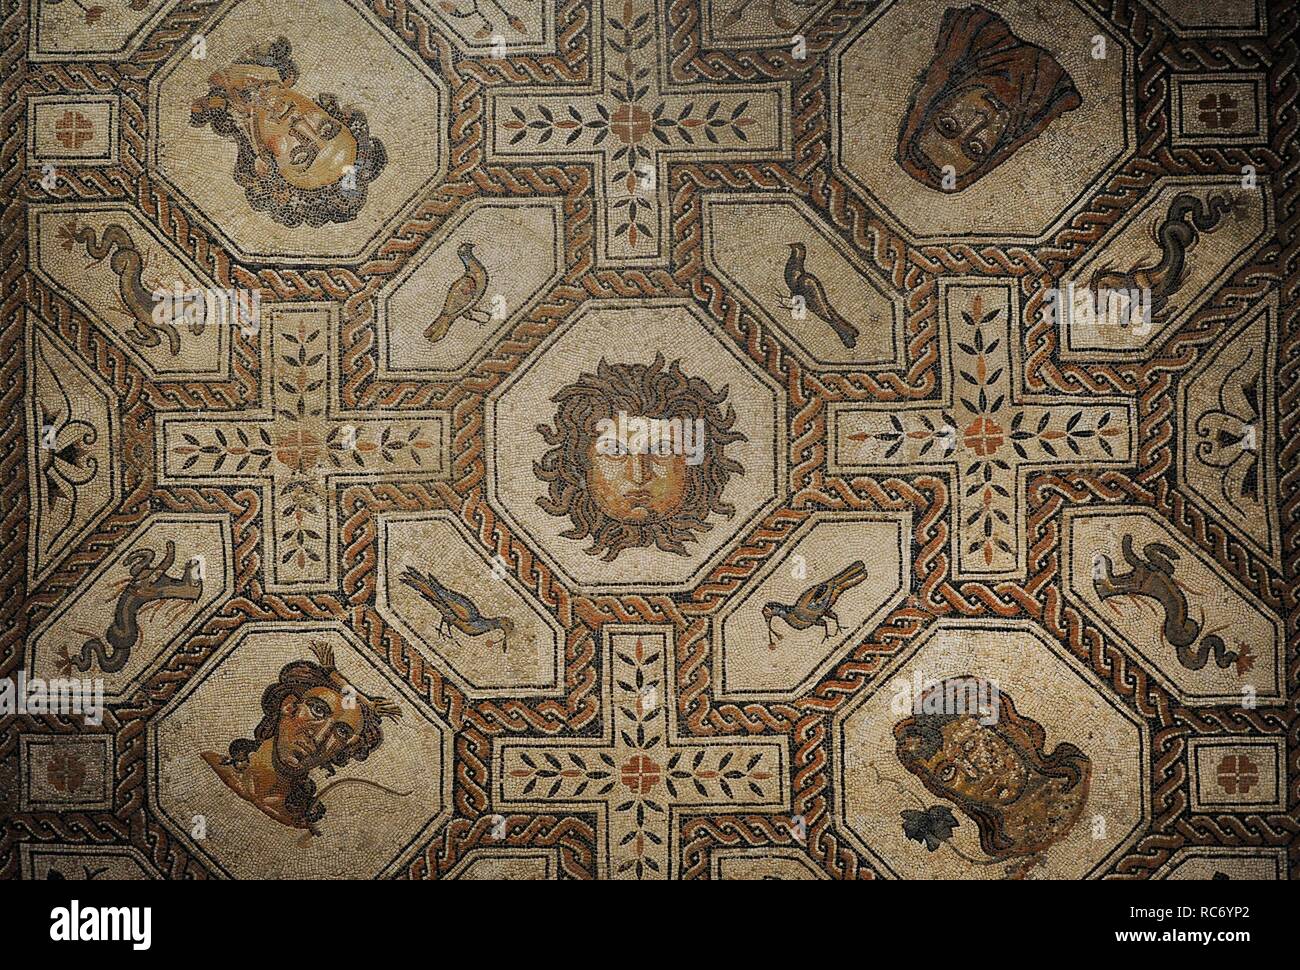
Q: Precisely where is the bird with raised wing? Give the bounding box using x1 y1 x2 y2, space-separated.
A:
784 242 860 349
762 559 867 647
423 242 490 344
399 566 514 653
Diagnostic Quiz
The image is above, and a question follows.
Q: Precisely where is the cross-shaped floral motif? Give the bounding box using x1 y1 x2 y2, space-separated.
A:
157 305 448 589
496 627 786 879
834 284 1134 577
490 0 785 262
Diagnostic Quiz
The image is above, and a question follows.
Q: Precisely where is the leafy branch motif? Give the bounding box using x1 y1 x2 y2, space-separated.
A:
860 411 959 461
279 476 324 569
175 426 274 474
664 749 771 801
1008 408 1120 460
498 1 757 249
952 300 1014 564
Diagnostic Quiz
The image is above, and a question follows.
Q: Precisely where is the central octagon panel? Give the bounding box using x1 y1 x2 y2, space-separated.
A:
487 299 787 593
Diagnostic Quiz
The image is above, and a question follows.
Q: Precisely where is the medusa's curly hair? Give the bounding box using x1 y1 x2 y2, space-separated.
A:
534 353 746 562
225 656 390 830
189 37 387 228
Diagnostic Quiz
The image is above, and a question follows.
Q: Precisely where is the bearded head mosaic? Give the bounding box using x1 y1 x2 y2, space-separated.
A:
4 0 1295 882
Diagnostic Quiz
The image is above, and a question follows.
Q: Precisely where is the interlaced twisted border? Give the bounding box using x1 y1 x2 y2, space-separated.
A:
1 0 1294 880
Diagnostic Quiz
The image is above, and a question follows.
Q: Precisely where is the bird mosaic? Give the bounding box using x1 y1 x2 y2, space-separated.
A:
784 241 860 349
761 559 868 647
424 242 490 344
398 566 516 654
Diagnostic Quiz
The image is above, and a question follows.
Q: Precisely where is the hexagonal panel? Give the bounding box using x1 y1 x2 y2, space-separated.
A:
29 203 231 380
711 848 830 880
701 0 836 48
1057 177 1270 361
702 194 905 369
1155 847 1287 880
150 622 453 879
415 0 555 53
834 620 1147 879
486 298 787 592
376 199 563 378
26 318 121 587
1145 0 1263 36
376 509 564 698
832 0 1133 242
445 849 559 880
714 511 910 700
1063 507 1283 706
27 513 233 704
1178 296 1280 566
21 844 160 881
149 0 448 263
30 0 183 61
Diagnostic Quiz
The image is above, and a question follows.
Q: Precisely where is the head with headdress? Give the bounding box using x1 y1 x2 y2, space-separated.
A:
897 5 1081 192
893 675 1091 859
225 641 402 828
190 37 387 227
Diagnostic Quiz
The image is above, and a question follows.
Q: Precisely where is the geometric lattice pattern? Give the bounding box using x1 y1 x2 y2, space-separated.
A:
4 0 1295 880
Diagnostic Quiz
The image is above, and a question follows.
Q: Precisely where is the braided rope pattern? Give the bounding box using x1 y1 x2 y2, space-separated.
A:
1 0 1295 880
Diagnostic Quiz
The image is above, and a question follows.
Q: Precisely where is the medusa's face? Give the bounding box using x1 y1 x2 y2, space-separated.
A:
585 416 689 524
207 64 359 191
274 685 362 773
914 85 1009 182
